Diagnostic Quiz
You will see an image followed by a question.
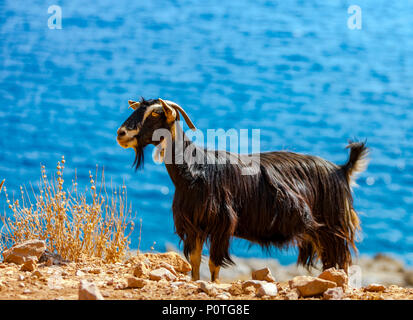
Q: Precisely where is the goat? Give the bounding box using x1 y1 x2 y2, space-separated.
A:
117 98 368 281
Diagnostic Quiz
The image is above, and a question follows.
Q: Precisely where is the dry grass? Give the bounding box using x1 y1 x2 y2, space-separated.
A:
0 156 135 263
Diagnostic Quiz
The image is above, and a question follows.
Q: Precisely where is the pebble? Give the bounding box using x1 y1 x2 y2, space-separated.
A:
318 268 348 288
284 289 300 300
3 240 46 265
365 283 386 292
228 283 243 296
159 261 178 276
256 282 278 297
252 267 276 283
323 287 344 300
133 261 149 278
127 277 147 288
20 259 37 272
197 281 219 297
149 268 176 281
242 280 266 290
75 270 85 277
31 270 43 278
216 292 231 300
289 276 336 297
78 280 104 300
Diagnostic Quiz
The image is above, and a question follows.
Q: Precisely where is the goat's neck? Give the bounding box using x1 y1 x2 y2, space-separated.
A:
163 122 200 187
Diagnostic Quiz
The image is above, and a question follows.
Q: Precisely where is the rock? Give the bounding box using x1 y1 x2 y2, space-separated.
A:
133 261 150 278
252 267 276 283
244 286 256 295
89 268 101 274
75 270 85 277
48 275 63 290
159 261 178 276
289 276 336 297
242 280 277 296
127 277 147 288
318 268 348 288
171 281 186 287
20 259 37 272
198 281 219 297
78 280 104 300
123 292 133 299
114 280 128 290
3 240 46 265
323 287 344 300
216 292 231 300
31 270 43 278
228 283 243 296
214 283 232 291
284 289 300 300
256 282 278 297
242 280 265 290
184 283 199 290
365 283 386 292
149 268 176 281
142 252 191 273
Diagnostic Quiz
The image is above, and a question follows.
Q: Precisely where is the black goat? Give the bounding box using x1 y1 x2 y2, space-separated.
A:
117 98 368 281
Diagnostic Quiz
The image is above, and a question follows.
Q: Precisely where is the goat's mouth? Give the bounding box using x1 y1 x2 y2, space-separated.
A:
117 136 137 149
117 127 139 149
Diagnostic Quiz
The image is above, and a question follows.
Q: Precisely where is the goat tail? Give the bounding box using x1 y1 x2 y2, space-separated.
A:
341 141 369 186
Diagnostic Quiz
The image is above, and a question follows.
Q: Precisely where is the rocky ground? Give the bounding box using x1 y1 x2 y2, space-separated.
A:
0 239 413 300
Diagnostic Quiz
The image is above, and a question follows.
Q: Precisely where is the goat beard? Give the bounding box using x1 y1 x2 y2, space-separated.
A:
133 144 145 170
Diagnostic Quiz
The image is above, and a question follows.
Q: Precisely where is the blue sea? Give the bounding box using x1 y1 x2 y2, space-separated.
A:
1 0 413 265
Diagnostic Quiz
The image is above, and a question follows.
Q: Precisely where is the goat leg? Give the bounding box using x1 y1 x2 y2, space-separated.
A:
189 237 204 281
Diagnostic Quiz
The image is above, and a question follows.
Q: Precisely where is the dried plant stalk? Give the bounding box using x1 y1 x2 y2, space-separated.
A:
0 157 135 263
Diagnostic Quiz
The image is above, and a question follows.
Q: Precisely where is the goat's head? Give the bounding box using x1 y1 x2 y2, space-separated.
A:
117 98 196 168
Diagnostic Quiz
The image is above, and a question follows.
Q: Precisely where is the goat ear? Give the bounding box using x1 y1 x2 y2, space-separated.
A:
159 98 176 123
128 100 141 110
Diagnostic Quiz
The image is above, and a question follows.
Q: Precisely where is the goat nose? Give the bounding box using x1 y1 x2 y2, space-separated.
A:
117 128 126 137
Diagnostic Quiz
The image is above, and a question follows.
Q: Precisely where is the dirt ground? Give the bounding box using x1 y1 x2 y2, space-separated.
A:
0 252 412 300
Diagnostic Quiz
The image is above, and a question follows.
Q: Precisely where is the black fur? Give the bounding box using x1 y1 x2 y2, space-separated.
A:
118 99 368 271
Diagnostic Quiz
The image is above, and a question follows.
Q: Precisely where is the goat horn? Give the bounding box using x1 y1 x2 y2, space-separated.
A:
128 100 141 110
164 100 197 131
0 179 4 193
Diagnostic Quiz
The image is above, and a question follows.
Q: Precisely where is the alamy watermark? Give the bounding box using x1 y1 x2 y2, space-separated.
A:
48 5 62 29
348 265 362 288
347 5 362 30
151 122 261 176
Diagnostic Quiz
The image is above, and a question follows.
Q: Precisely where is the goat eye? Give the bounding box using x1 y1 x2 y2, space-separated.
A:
151 112 160 117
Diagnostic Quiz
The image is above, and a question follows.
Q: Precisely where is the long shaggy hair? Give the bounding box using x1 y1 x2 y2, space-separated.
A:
118 97 369 276
169 139 368 270
133 144 145 170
